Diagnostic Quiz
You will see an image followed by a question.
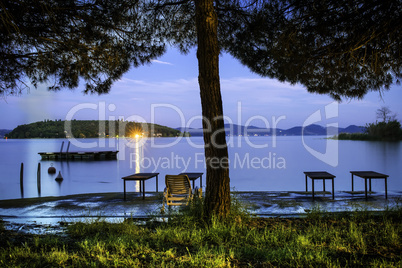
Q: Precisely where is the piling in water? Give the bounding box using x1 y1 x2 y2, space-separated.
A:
20 162 24 198
37 163 41 195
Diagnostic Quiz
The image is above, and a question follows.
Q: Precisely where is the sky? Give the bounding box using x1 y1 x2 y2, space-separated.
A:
1 48 401 131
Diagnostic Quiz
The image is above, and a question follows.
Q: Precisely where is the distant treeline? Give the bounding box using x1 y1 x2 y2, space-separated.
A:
336 120 402 141
0 129 11 138
5 120 183 139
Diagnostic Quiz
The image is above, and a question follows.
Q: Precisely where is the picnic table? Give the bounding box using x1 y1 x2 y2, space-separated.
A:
122 173 159 200
350 171 388 199
304 171 335 200
179 172 203 189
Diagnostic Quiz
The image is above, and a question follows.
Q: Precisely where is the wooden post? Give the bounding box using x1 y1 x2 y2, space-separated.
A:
351 173 354 192
312 179 315 200
59 141 64 159
20 162 24 197
305 174 308 192
66 141 70 158
37 163 41 195
385 177 388 199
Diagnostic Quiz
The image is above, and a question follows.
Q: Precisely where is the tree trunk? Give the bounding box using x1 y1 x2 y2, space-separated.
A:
195 0 230 218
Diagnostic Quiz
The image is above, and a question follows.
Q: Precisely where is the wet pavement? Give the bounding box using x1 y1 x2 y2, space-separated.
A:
1 190 401 234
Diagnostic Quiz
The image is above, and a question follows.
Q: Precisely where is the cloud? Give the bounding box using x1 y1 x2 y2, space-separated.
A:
151 59 173 65
115 77 199 96
222 77 304 91
114 76 332 110
219 77 328 106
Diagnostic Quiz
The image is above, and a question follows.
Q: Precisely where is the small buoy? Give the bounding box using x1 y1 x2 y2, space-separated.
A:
48 164 56 174
55 171 63 181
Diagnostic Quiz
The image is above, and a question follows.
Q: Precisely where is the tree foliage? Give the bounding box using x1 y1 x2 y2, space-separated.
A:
338 107 401 141
365 120 402 141
222 0 402 100
4 0 400 99
0 0 165 96
376 106 397 122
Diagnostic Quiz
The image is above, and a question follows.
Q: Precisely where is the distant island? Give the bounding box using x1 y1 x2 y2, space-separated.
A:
5 120 184 139
335 120 402 141
177 124 365 137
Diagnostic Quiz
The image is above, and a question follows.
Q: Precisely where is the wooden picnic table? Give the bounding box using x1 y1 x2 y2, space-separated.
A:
304 171 335 200
179 172 203 189
122 173 159 200
350 171 388 199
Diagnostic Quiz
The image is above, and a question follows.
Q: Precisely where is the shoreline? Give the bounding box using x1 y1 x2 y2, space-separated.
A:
1 190 401 236
1 191 400 224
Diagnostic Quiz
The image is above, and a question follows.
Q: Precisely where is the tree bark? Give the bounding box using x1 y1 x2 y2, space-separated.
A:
195 0 230 218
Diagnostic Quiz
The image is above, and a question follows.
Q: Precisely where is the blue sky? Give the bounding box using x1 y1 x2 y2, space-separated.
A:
1 48 401 130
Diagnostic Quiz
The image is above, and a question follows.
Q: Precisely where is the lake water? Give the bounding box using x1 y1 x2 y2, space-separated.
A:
0 136 401 200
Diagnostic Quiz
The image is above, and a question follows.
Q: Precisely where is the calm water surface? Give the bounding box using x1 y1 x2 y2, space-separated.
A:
0 136 401 200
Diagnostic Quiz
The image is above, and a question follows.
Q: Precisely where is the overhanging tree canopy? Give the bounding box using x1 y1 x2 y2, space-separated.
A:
222 0 401 100
0 0 165 95
1 0 401 218
2 0 400 97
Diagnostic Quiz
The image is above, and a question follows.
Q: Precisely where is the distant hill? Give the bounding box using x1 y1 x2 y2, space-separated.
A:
0 129 11 138
5 120 183 139
177 124 365 136
341 125 366 134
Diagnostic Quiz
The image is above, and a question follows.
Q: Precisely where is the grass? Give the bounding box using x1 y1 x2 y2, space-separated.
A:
0 196 401 267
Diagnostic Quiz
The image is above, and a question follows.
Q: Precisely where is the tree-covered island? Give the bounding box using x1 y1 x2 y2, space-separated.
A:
5 120 185 139
336 107 402 141
337 121 402 141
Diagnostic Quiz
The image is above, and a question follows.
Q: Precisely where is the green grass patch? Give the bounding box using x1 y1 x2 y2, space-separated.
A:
1 201 401 267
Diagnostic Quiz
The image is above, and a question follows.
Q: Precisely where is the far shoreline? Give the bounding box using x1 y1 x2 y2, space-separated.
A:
331 132 402 141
